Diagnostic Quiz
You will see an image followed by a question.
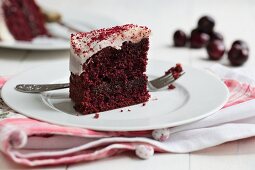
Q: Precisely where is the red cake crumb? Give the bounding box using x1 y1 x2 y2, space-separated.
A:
168 84 176 90
120 110 123 112
94 113 100 119
165 63 183 79
173 72 180 79
128 109 131 112
142 103 146 106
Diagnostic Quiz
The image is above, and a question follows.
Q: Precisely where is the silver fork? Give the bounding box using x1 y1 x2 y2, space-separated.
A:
15 72 185 93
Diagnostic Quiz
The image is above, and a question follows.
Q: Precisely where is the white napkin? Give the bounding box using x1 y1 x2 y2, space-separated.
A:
154 64 255 153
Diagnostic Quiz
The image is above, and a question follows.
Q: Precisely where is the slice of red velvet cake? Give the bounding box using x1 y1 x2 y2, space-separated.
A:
0 0 47 41
70 24 151 114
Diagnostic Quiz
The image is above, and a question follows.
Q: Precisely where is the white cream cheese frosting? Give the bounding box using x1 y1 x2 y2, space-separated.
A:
70 24 151 75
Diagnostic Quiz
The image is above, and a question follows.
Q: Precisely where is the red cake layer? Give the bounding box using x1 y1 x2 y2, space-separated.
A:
70 38 150 114
2 0 47 41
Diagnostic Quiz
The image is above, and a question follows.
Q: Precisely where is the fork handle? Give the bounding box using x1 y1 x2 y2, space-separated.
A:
15 83 70 93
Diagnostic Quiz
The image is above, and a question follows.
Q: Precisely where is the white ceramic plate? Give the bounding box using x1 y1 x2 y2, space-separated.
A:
0 14 118 50
1 60 229 131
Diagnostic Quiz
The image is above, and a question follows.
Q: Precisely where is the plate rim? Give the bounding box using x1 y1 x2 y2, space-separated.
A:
1 60 229 131
0 41 70 50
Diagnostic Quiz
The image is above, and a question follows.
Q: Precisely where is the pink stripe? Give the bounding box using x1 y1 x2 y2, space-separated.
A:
0 118 151 138
8 144 135 166
0 77 8 88
224 80 255 108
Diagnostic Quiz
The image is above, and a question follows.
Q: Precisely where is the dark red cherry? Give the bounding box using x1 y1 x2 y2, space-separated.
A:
228 44 249 66
206 40 225 60
190 29 209 48
210 31 224 41
231 40 249 51
173 30 187 47
198 15 215 34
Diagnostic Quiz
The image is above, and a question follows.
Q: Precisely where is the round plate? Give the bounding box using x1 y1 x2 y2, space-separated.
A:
0 14 118 50
1 60 229 131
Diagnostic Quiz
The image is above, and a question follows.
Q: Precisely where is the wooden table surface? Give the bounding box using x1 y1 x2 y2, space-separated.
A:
1 0 255 169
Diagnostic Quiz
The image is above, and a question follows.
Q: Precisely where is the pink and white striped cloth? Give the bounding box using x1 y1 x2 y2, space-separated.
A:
1 64 255 166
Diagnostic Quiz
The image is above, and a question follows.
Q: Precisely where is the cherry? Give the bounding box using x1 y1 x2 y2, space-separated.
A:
228 44 249 66
206 40 225 60
190 29 209 48
231 40 249 51
210 31 224 41
198 16 215 34
173 30 187 47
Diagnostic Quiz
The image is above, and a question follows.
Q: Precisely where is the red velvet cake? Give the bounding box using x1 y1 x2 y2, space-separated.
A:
70 24 151 114
0 0 47 41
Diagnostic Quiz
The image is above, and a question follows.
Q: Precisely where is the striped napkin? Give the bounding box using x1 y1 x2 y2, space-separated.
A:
1 64 255 166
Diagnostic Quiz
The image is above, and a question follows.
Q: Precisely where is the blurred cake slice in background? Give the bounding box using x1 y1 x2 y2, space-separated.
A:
0 0 48 41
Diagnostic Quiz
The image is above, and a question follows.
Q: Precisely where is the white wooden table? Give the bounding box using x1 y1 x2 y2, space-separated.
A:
1 0 255 169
